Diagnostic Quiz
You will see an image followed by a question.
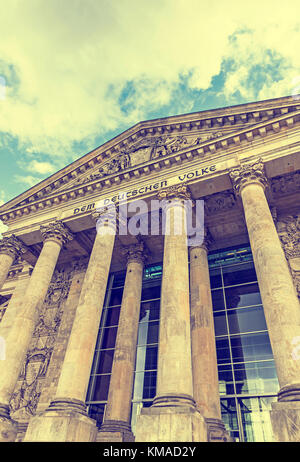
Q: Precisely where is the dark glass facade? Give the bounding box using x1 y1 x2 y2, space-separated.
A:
86 246 279 442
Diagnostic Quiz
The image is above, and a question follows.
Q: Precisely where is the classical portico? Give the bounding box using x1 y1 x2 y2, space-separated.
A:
0 95 299 442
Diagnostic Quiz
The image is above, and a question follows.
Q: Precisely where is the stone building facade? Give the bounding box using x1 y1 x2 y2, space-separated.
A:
0 95 299 442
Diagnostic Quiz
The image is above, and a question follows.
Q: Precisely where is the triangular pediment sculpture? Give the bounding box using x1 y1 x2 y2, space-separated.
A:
0 95 299 218
55 130 231 191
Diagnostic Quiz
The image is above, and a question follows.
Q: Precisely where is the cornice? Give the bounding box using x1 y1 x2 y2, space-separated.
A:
1 104 300 224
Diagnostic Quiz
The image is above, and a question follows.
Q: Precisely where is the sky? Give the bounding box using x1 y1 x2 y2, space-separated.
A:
0 0 300 234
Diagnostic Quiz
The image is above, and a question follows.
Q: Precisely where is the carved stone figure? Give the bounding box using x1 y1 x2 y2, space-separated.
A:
276 214 300 300
9 268 72 419
276 214 300 260
271 171 300 195
205 192 236 214
151 136 188 159
98 152 131 177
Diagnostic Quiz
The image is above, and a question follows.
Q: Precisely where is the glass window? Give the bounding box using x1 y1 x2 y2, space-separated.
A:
108 287 123 306
144 265 163 281
100 306 121 327
138 321 159 345
112 272 126 288
230 332 273 363
227 305 267 335
222 263 257 287
233 361 279 395
139 300 160 322
141 285 161 301
214 311 227 336
88 404 106 428
91 349 114 374
90 374 111 401
221 398 240 441
211 289 225 311
216 337 231 364
239 397 277 442
135 345 158 371
218 364 235 395
209 267 222 289
143 371 157 399
99 327 118 350
225 283 262 309
133 371 157 400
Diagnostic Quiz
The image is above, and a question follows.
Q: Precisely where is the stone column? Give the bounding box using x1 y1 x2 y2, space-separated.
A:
189 230 230 442
0 235 27 291
98 242 146 442
0 221 72 442
230 160 300 442
135 185 207 442
24 209 119 442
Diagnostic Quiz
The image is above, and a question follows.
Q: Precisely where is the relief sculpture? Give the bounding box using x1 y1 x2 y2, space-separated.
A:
9 269 72 421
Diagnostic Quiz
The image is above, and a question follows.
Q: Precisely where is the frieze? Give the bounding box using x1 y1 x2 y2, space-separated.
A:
70 256 89 274
9 268 72 420
72 163 218 216
74 133 224 186
276 213 300 300
276 214 300 260
271 171 300 196
204 191 237 214
2 107 298 220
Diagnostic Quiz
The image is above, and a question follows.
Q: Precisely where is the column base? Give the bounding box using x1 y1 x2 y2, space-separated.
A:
23 398 97 442
205 418 233 442
97 420 135 442
277 383 300 402
135 404 207 442
152 393 197 409
0 404 17 442
271 400 300 442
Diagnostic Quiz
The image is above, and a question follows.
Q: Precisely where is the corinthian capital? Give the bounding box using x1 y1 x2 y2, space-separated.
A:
0 234 27 259
91 206 127 231
40 221 73 246
157 184 191 202
229 159 268 195
122 242 149 265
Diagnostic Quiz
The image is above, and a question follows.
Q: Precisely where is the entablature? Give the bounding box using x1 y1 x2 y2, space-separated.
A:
1 108 299 227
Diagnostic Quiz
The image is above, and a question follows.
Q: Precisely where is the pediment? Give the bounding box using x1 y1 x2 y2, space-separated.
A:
1 95 299 218
52 129 235 192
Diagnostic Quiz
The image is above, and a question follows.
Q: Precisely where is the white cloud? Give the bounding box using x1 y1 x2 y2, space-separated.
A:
18 159 55 175
14 174 42 188
0 0 299 170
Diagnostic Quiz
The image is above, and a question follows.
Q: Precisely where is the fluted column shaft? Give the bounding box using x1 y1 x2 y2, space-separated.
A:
0 235 26 291
100 244 145 438
51 212 116 408
0 221 72 438
190 243 221 420
230 161 300 401
154 185 195 407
